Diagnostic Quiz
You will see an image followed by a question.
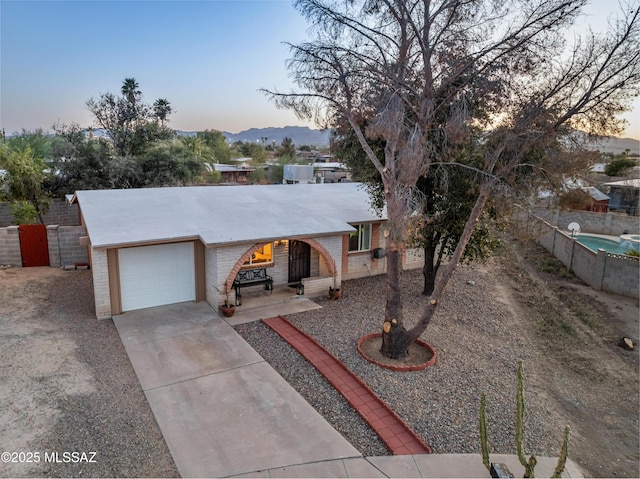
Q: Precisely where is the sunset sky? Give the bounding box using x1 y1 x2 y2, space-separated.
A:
1 0 638 139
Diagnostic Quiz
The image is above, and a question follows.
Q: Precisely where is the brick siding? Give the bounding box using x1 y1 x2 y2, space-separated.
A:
91 248 112 319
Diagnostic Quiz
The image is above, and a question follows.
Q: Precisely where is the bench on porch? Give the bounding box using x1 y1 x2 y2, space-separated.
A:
233 267 273 305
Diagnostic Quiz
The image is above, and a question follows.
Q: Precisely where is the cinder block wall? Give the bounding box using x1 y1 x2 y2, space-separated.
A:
47 226 61 267
45 225 90 268
517 209 639 299
0 200 80 227
0 227 22 266
59 226 89 266
536 208 639 235
571 243 598 282
601 255 640 298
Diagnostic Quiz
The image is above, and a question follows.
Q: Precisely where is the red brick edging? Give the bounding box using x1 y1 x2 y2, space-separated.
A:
262 316 432 455
357 333 437 372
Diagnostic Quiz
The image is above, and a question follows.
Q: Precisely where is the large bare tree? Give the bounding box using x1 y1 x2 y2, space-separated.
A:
264 0 640 358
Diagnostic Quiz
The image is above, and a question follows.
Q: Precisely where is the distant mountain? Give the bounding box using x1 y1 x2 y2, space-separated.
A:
588 136 640 155
76 126 330 146
220 126 331 147
138 128 640 153
61 127 640 153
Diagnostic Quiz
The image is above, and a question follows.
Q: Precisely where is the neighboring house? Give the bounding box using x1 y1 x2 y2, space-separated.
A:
73 182 422 320
284 163 351 184
579 186 609 213
284 165 315 184
603 179 640 216
213 163 256 184
311 162 350 183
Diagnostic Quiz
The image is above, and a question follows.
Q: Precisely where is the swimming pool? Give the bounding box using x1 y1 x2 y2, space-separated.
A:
576 234 627 255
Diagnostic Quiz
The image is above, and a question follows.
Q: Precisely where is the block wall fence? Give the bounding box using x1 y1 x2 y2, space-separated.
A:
534 208 639 235
0 200 80 227
0 225 88 268
516 208 639 299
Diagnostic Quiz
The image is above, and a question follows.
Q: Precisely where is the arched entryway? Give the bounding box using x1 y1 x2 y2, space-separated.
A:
224 238 337 295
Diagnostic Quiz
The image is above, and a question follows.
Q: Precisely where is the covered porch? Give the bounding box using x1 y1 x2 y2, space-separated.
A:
222 284 323 326
207 235 344 309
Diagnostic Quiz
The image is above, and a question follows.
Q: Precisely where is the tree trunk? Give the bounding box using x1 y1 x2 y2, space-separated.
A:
380 246 411 359
423 243 437 296
31 196 44 225
380 186 492 359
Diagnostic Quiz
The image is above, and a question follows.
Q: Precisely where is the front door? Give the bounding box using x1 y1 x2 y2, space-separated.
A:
288 240 310 283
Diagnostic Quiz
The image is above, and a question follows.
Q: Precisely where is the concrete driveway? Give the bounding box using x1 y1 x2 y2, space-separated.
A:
112 301 586 478
113 301 361 478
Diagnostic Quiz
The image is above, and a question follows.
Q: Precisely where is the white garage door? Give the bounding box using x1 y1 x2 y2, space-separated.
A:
119 242 195 312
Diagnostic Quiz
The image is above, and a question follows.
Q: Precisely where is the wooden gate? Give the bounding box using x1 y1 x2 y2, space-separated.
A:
18 224 50 267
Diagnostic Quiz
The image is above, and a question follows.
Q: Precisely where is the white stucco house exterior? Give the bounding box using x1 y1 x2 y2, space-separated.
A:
74 182 423 319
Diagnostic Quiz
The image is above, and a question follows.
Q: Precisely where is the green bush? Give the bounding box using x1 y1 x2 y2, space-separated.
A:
10 201 38 225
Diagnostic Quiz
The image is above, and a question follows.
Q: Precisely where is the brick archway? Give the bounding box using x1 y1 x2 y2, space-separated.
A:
224 238 337 293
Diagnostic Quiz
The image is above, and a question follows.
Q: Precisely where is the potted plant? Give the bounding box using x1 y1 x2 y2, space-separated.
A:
218 288 236 317
329 275 341 300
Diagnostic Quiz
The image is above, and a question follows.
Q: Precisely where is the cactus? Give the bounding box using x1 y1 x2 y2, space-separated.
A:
479 393 491 471
479 361 570 478
516 360 537 478
551 425 571 478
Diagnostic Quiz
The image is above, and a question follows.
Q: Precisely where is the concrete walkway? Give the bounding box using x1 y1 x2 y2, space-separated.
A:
113 301 584 478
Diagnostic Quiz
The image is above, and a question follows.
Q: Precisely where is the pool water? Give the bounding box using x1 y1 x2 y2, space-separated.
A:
576 235 627 255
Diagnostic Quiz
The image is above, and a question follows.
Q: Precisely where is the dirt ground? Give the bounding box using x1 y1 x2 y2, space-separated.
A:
0 236 638 478
0 267 178 478
494 239 639 478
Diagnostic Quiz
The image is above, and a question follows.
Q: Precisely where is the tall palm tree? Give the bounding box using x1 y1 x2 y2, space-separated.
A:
121 78 141 104
153 98 172 127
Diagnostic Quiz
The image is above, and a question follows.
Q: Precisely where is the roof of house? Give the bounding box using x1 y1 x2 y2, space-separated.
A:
311 162 349 170
580 186 609 201
75 182 385 248
213 164 256 173
604 178 640 189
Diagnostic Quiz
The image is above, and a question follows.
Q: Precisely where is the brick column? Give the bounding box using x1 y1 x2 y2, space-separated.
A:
91 248 112 319
341 235 349 279
593 249 606 291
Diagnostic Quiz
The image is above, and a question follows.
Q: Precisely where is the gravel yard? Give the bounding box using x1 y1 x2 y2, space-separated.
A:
0 238 637 478
237 240 640 478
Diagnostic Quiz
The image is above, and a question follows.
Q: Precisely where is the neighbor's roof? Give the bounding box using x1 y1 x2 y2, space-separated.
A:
311 162 349 170
603 178 640 189
75 182 385 248
581 186 609 201
213 164 256 172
